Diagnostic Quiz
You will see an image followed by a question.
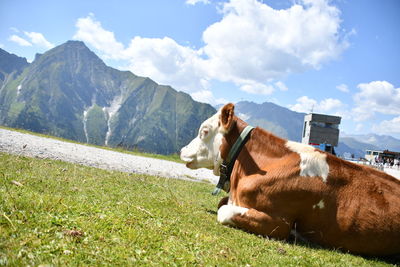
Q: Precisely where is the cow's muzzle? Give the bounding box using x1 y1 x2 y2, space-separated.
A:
180 147 196 168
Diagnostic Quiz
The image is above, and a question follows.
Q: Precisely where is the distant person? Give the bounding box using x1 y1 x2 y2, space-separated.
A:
395 158 400 169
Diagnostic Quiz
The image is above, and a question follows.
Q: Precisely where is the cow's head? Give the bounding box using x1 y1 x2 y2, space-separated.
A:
180 103 235 176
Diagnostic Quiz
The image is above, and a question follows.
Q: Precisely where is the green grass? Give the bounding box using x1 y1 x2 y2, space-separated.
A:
0 152 398 266
0 125 182 163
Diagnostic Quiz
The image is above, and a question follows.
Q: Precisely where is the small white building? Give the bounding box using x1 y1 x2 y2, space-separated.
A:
365 150 383 162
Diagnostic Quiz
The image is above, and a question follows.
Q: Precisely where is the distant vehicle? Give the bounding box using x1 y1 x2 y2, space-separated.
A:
365 149 383 162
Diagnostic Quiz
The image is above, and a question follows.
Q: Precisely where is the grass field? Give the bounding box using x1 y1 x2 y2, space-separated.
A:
0 152 398 266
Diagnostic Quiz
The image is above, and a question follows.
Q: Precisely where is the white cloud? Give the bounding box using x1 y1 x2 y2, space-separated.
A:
124 36 208 93
275 81 288 92
238 80 288 95
336 83 349 93
186 0 210 5
24 32 54 49
240 82 275 95
352 81 400 121
373 116 400 135
73 0 349 104
191 90 213 103
9 35 32 47
288 96 343 113
73 13 125 59
319 98 343 112
73 14 210 95
288 96 317 113
202 0 349 84
191 90 227 105
9 31 54 49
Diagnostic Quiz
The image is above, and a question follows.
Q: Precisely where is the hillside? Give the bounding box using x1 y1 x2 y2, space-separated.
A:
0 41 215 154
235 101 305 141
0 48 28 87
341 133 400 152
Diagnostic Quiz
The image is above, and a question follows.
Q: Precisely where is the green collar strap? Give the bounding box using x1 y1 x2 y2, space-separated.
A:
212 125 255 195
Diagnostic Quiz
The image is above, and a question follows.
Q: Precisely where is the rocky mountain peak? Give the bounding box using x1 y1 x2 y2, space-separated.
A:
31 40 105 69
0 48 29 75
0 41 216 154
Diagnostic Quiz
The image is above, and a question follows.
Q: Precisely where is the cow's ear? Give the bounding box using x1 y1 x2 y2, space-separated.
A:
219 103 235 133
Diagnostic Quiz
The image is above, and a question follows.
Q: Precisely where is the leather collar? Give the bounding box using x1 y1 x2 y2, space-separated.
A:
212 125 254 195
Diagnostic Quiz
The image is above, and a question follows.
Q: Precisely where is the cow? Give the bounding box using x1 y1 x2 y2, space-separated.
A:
180 103 400 256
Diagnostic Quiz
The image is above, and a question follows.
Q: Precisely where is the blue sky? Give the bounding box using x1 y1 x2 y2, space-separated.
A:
1 0 400 138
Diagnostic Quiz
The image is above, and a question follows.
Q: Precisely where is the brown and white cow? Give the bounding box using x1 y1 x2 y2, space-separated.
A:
180 103 400 256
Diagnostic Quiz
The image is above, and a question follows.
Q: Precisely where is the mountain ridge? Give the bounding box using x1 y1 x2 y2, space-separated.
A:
0 41 216 154
0 48 29 90
341 133 400 151
234 100 306 141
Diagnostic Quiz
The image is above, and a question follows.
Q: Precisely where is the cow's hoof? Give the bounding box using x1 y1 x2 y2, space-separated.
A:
217 205 249 225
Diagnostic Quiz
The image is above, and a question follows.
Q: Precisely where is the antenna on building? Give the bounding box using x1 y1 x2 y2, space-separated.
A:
310 104 314 114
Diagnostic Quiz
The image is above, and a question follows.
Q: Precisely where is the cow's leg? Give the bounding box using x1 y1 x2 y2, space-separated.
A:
217 204 291 240
218 197 229 209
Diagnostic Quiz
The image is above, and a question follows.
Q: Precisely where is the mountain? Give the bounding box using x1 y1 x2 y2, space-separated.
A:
336 137 381 158
234 101 306 141
341 133 400 152
336 134 400 159
0 48 29 88
0 41 216 154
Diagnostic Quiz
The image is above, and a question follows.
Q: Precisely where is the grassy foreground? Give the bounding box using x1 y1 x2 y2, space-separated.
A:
0 153 397 266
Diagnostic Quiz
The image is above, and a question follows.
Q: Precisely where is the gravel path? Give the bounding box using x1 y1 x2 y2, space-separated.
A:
0 128 217 184
2 128 399 181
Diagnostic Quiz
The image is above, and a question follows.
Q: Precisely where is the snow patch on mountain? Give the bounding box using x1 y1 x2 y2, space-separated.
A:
103 94 123 146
